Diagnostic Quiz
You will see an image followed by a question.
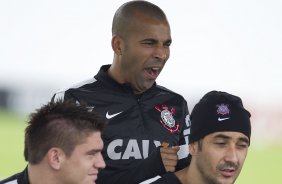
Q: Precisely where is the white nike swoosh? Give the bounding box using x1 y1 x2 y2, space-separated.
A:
218 117 230 121
86 106 95 111
106 111 123 119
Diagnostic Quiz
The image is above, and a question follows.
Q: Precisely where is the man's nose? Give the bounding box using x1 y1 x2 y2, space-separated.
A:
95 153 106 169
153 46 169 61
224 145 239 163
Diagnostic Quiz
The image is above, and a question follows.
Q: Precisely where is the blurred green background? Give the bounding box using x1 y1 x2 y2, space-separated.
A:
1 109 282 183
0 109 27 179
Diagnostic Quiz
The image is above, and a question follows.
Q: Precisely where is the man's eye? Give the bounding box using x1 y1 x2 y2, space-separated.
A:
164 42 171 47
87 151 98 157
215 142 226 145
143 42 154 45
238 144 248 149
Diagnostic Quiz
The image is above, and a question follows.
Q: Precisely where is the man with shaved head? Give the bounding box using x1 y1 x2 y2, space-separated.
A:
52 1 190 183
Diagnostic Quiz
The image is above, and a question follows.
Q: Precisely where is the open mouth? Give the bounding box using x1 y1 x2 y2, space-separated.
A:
220 168 236 177
145 67 160 80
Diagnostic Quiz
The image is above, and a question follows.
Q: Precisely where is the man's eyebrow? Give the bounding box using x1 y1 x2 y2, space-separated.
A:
140 38 158 42
140 38 172 44
213 134 230 140
214 134 250 144
86 148 103 155
238 137 250 145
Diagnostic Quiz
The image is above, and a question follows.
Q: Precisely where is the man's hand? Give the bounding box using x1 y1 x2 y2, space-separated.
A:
160 145 179 172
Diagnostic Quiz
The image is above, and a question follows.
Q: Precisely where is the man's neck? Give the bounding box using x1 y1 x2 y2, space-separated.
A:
28 164 58 184
175 164 206 184
108 61 125 84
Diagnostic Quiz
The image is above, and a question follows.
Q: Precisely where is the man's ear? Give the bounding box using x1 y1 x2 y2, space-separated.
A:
47 148 66 170
111 35 123 55
189 142 198 156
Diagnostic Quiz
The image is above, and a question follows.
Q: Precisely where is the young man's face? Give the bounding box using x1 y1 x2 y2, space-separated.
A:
60 131 105 184
119 14 171 94
193 131 249 184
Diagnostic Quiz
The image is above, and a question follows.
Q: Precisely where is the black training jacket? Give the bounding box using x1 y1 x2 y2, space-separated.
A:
52 65 191 184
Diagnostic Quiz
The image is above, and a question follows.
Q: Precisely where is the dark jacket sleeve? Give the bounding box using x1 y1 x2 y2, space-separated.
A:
175 100 190 170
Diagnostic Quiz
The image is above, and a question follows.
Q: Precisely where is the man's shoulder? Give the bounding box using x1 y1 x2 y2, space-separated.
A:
155 84 186 100
144 172 182 184
0 178 18 184
0 173 21 184
52 77 98 101
0 168 29 184
61 77 98 92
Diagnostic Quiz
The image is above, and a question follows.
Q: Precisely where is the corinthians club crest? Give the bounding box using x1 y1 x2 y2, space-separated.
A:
155 104 180 133
216 104 230 115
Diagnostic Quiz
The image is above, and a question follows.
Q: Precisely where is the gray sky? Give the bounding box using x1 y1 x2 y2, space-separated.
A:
0 0 281 110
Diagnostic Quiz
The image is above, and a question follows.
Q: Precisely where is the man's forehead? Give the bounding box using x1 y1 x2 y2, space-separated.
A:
130 23 171 42
207 131 249 141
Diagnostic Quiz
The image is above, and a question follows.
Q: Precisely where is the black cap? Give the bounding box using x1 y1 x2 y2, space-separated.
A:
189 91 251 144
